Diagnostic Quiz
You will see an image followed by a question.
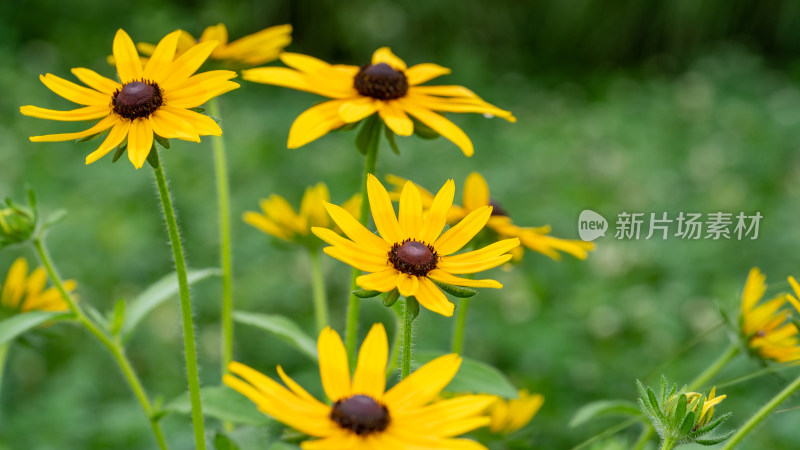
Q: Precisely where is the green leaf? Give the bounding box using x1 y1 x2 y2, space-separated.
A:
383 288 399 307
154 134 170 149
214 433 240 450
164 386 271 426
413 351 517 398
122 268 220 342
569 400 642 427
647 387 664 420
43 209 67 228
679 410 696 435
0 311 70 346
233 311 317 361
353 289 381 298
75 132 103 143
673 391 687 428
111 144 126 163
109 298 126 337
355 115 381 155
695 429 735 446
384 127 400 155
431 280 477 298
411 117 440 139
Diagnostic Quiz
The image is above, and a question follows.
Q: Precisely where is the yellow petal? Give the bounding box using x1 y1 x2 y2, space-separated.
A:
397 274 420 298
30 114 117 143
20 105 109 121
322 246 389 273
301 184 330 228
411 92 516 122
1 258 28 309
434 206 492 255
160 105 222 136
463 172 490 211
399 101 474 156
85 118 130 164
199 23 229 47
415 278 454 317
356 268 401 292
158 41 220 90
352 323 388 398
321 203 390 252
338 97 378 123
287 100 348 148
39 73 109 106
398 181 423 239
113 29 143 84
311 227 386 260
276 366 318 402
281 52 333 73
242 67 354 99
443 238 520 264
379 101 414 136
438 254 512 274
150 108 201 142
317 327 352 402
405 63 452 85
244 212 292 241
419 180 455 244
126 118 154 169
143 30 181 80
371 47 407 71
71 68 120 94
428 269 502 289
166 73 239 108
384 354 461 409
742 268 766 314
367 174 403 243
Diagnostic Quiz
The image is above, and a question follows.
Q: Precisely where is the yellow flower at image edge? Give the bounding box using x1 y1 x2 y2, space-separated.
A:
1 258 74 314
740 268 800 363
225 323 494 449
242 47 515 155
487 390 544 434
312 175 520 317
20 29 240 168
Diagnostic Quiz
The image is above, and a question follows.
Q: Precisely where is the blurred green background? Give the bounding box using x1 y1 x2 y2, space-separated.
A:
2 0 800 448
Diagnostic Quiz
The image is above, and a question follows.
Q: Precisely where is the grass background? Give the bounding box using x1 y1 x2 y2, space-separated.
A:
1 0 800 448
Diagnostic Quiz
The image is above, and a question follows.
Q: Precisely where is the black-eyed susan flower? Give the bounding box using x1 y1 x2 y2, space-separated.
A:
740 268 800 363
225 323 493 449
20 29 239 169
242 48 515 155
137 23 292 67
0 257 74 316
244 183 360 247
311 175 519 317
387 173 593 262
486 390 544 434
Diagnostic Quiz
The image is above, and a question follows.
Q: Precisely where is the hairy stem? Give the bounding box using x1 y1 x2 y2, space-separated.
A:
309 250 329 334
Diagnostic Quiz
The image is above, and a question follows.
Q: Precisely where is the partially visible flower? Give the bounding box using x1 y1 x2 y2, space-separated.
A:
224 323 493 449
0 206 36 247
242 47 515 154
244 183 359 248
387 173 594 262
487 390 544 434
137 23 292 67
665 388 726 430
1 257 75 315
740 268 800 363
312 175 519 317
21 29 239 168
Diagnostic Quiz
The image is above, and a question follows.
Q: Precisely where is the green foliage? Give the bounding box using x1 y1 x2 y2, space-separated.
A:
233 311 317 361
0 311 70 346
164 386 272 426
414 351 519 398
569 400 642 428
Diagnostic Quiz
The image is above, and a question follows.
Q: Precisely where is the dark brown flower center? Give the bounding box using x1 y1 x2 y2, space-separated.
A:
489 199 509 217
389 239 438 276
354 63 408 100
330 395 390 435
112 80 163 120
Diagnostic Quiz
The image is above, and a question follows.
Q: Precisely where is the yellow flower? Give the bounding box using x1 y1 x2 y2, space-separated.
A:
487 390 544 434
20 29 239 169
244 183 360 246
740 268 800 363
387 173 594 261
137 23 292 67
1 258 75 314
311 175 519 317
667 387 726 428
225 323 493 449
242 48 515 155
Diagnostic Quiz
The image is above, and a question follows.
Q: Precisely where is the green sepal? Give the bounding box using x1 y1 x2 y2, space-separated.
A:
693 412 732 437
75 132 103 143
406 296 420 320
647 387 664 420
109 298 126 337
694 429 735 446
431 280 477 298
146 145 160 169
355 115 381 155
154 134 171 149
673 391 687 428
679 410 696 436
111 144 127 163
337 121 361 132
383 288 400 307
189 107 206 114
353 289 381 298
411 117 440 139
384 127 400 155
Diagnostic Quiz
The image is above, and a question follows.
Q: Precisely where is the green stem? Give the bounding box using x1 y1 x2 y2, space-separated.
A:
32 237 169 450
344 121 381 361
309 250 329 334
0 343 8 398
400 297 416 379
451 298 470 354
688 343 740 391
385 301 403 376
660 434 677 450
722 372 800 449
151 152 206 450
208 98 234 379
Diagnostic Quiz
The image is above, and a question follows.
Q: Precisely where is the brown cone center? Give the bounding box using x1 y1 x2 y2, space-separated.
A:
389 239 438 276
354 62 408 100
113 80 163 120
330 395 390 435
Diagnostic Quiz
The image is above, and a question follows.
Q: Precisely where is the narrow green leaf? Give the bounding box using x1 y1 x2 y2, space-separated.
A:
122 268 220 342
384 127 400 155
165 386 271 426
154 134 170 149
43 209 67 228
353 289 381 298
695 429 735 446
694 412 731 436
111 144 126 163
109 298 126 337
673 392 687 428
679 410 696 435
0 311 70 345
431 280 477 298
569 400 642 427
234 311 317 361
647 388 664 420
413 351 518 398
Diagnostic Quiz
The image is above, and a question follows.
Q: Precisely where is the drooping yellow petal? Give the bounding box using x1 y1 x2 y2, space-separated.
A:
276 366 319 403
405 63 452 86
85 118 130 164
434 206 493 255
287 100 349 148
443 238 520 264
19 105 110 122
415 278 455 317
113 29 143 84
317 327 352 402
399 101 474 156
438 255 512 274
428 269 502 289
378 101 414 136
143 30 181 80
338 97 379 123
352 324 388 398
419 180 455 244
356 268 401 292
396 273 420 298
312 227 387 260
322 246 389 273
149 108 201 142
29 114 117 143
384 354 461 410
367 174 403 243
411 93 516 122
161 105 222 136
462 172 490 211
127 118 154 169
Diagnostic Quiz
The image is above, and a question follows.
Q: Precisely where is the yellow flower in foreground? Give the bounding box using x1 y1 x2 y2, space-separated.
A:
387 173 594 261
740 268 800 363
225 323 493 449
20 29 239 168
1 258 75 314
137 23 292 67
312 175 519 317
487 390 544 434
244 183 360 246
242 47 515 155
